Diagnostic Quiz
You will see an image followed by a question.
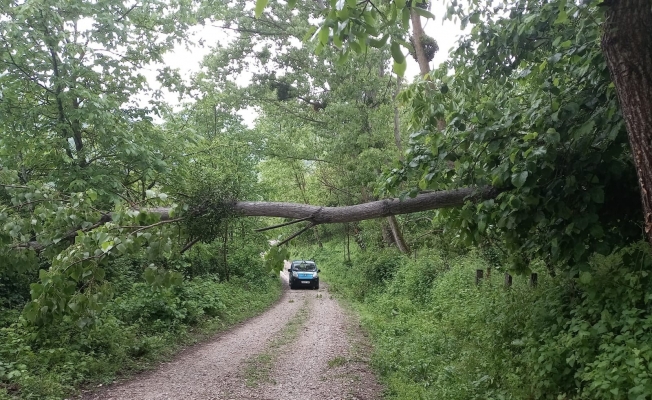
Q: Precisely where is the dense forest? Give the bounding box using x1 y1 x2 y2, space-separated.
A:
1 0 651 398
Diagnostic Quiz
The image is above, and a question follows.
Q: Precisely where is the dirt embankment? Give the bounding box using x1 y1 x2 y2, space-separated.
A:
83 270 382 400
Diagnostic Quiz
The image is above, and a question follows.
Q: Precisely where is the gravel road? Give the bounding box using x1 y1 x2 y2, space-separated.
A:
83 268 382 400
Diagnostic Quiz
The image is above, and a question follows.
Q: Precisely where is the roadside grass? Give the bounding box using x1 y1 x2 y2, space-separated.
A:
243 300 310 387
327 356 347 368
0 276 283 400
309 241 652 400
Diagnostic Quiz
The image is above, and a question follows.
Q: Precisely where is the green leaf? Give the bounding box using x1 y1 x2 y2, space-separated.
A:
143 266 157 284
363 11 376 26
511 171 528 188
401 7 410 27
390 41 405 64
545 128 560 144
412 7 435 19
318 26 330 45
288 0 297 8
336 51 349 65
579 271 592 284
254 0 269 18
101 240 114 253
554 8 568 25
590 187 604 203
590 224 604 238
94 267 105 280
393 59 407 76
368 37 386 48
469 12 480 23
333 34 342 48
574 120 595 138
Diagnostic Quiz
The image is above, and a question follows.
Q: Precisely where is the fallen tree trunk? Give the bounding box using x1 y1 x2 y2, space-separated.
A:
233 186 496 223
143 186 497 223
22 186 497 250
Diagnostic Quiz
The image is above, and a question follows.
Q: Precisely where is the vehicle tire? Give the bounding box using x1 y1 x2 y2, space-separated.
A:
315 283 320 290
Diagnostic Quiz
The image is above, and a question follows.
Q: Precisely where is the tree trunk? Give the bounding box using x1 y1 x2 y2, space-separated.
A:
381 221 396 247
388 215 410 253
295 169 323 247
344 224 351 262
393 76 404 158
22 186 498 250
601 0 652 244
313 225 323 248
232 186 496 223
223 220 229 281
410 9 430 76
388 72 410 253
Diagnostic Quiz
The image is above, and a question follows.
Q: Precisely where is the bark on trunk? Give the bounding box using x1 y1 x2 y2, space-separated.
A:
313 225 323 248
388 215 410 253
393 76 404 158
381 221 396 247
22 186 498 250
231 186 496 223
601 0 652 244
410 9 431 76
223 220 229 281
389 73 410 253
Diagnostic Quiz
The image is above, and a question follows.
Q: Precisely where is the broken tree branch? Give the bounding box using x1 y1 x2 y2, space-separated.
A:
254 216 314 232
276 222 317 247
180 238 201 254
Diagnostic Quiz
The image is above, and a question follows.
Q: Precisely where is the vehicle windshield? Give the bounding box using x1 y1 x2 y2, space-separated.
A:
293 262 317 271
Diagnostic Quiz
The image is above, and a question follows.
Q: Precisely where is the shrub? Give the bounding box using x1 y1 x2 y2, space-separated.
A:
0 269 281 400
317 241 652 400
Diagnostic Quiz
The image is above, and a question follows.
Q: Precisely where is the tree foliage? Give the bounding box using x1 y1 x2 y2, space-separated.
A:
1 0 652 396
387 0 641 274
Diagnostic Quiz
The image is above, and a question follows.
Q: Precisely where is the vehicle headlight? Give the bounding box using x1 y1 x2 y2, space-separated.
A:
292 271 298 278
313 272 318 278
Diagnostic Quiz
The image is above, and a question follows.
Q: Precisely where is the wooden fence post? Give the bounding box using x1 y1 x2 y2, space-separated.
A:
486 267 491 280
529 273 538 287
476 269 484 285
504 272 512 288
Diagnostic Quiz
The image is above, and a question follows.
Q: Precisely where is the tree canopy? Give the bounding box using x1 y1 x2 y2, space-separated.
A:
0 0 650 344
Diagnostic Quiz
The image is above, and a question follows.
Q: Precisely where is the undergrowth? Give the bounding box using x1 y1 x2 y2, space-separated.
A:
311 241 652 400
0 246 282 400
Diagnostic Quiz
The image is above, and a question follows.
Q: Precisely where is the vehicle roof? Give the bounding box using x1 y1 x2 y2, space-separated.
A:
291 260 316 265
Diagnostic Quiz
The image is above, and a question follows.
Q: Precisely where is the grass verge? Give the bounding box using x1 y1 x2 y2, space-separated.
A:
243 299 310 388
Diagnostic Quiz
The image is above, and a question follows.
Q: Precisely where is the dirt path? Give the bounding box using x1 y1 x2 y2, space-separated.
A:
84 269 382 400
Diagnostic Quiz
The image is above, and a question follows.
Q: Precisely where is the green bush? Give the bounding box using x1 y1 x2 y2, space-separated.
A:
317 241 652 400
522 243 652 399
0 269 281 400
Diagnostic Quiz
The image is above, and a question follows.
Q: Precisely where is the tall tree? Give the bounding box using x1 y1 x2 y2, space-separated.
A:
198 0 407 248
601 0 652 245
0 0 193 194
